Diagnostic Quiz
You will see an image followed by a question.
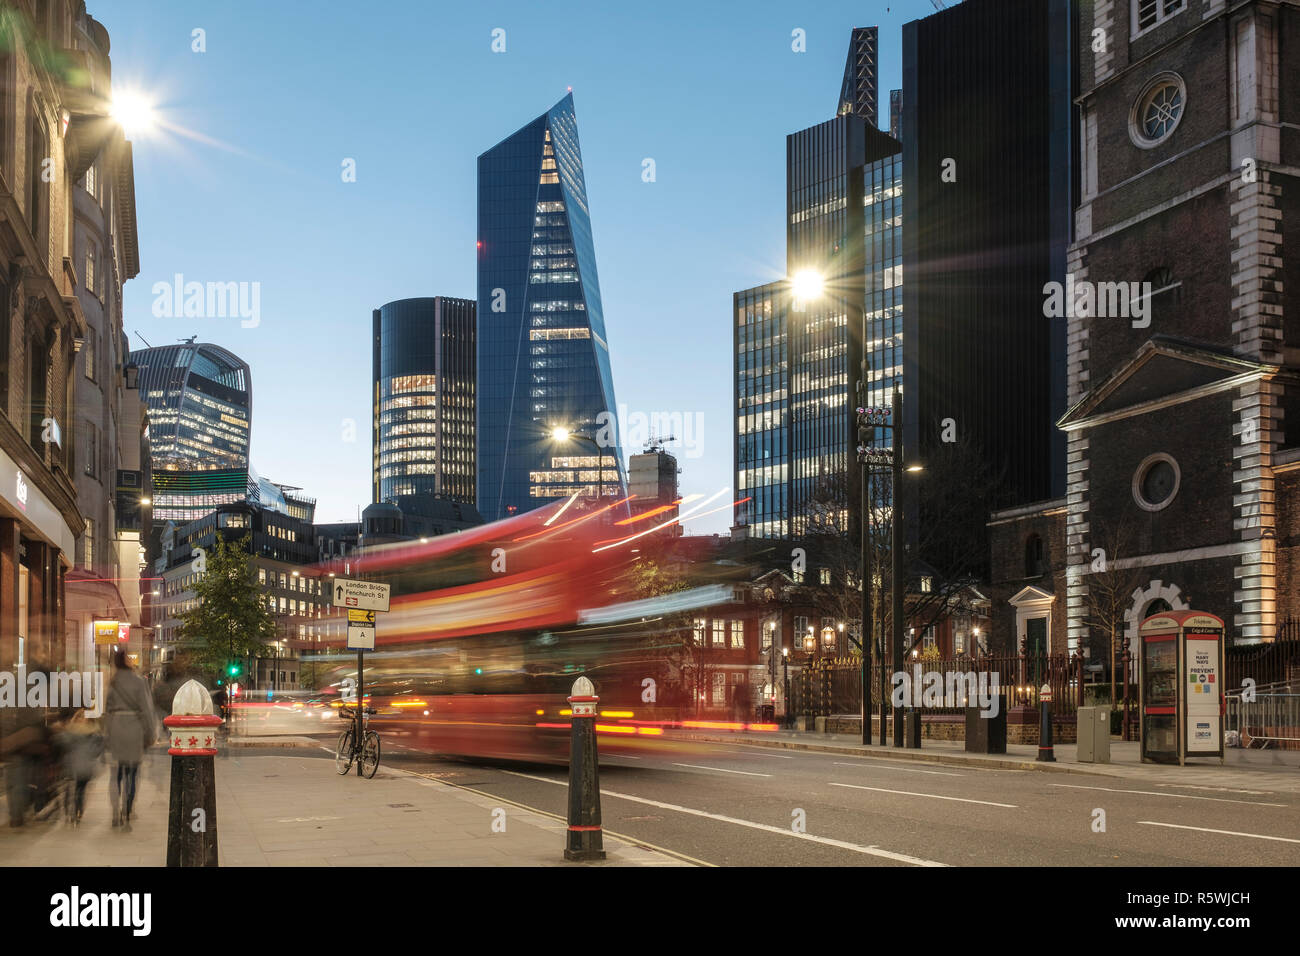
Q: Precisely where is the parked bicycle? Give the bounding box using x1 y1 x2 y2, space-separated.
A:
334 706 380 778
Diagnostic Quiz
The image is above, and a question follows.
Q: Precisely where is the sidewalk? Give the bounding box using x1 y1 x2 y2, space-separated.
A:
0 749 690 867
680 729 1300 792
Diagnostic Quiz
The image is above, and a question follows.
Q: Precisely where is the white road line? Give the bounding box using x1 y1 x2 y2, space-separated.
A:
1049 783 1287 808
1139 821 1300 845
830 782 1017 808
721 746 795 758
501 770 947 866
833 761 964 777
1153 783 1273 796
672 762 772 777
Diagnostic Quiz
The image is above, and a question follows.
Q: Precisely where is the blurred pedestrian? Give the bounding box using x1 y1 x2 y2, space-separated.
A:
104 649 156 830
52 707 103 825
1 695 51 827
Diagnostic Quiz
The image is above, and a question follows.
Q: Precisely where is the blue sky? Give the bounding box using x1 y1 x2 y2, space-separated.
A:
95 0 943 531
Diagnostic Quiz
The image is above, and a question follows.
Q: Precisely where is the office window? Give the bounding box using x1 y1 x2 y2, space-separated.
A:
84 331 96 381
693 618 705 646
730 620 744 649
258 568 266 585
83 517 94 570
85 243 97 298
712 619 725 647
818 569 831 586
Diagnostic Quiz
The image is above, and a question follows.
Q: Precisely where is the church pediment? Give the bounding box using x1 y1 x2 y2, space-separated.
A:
1059 337 1279 430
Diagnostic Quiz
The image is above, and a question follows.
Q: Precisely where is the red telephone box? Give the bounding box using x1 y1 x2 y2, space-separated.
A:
1138 611 1225 766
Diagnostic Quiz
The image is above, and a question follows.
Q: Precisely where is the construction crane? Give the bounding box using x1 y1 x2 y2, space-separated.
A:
931 0 948 9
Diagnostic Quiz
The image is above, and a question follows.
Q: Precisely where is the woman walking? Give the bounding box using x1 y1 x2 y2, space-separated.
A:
104 649 156 830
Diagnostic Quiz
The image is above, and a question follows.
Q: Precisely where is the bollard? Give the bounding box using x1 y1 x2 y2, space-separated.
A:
1036 682 1056 762
165 679 223 866
564 676 605 862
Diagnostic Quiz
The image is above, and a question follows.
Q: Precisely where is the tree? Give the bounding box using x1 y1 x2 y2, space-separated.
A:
175 534 277 682
1079 520 1148 704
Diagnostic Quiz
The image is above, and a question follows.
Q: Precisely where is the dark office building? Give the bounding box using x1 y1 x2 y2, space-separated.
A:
476 93 626 521
372 296 477 507
735 29 900 542
900 0 1073 510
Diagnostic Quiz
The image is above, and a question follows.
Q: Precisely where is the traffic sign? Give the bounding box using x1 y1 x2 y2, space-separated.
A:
346 609 375 624
347 622 375 651
1040 683 1053 702
332 578 391 612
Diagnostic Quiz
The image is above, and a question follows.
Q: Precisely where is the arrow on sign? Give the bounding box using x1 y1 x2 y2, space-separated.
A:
336 584 343 601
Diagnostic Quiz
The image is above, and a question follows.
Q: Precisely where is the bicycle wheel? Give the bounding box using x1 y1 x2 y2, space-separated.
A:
359 731 380 779
334 729 354 775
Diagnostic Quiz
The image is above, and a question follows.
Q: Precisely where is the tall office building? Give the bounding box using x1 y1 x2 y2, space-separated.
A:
372 296 477 507
900 0 1074 514
735 28 900 542
476 93 626 521
129 342 252 526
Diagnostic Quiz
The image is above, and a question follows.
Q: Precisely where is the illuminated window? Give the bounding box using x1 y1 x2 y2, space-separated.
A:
712 619 725 647
730 620 744 649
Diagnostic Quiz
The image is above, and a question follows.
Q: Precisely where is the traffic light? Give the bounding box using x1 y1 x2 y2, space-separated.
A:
227 661 242 679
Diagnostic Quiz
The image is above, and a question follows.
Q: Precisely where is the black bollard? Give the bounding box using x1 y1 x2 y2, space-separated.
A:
1036 682 1056 762
165 680 223 866
564 676 605 862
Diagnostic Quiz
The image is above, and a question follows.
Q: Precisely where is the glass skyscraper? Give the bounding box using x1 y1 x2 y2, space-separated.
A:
372 297 477 506
476 93 625 521
129 342 253 524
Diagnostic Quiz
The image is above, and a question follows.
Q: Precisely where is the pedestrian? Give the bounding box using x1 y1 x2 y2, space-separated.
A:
52 707 103 825
104 649 157 830
1 695 51 827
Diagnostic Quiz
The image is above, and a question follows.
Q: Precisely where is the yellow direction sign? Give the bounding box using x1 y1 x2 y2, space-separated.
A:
347 609 375 624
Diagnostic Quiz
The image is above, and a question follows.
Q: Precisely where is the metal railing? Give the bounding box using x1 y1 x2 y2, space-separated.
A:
1225 681 1300 750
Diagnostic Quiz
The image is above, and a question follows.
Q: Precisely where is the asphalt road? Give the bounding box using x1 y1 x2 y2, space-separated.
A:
297 734 1300 867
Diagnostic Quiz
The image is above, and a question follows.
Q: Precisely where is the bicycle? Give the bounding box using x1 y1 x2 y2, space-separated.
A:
334 706 380 778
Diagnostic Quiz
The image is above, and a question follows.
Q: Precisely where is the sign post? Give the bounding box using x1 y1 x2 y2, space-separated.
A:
333 578 391 774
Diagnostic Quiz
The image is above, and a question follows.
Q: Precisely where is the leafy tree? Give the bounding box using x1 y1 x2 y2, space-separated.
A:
175 534 276 681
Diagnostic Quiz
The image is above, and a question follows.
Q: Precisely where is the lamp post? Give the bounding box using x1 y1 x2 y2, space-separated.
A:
552 426 606 500
782 647 790 729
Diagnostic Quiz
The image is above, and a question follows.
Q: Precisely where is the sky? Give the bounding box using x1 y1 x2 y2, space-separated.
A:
94 0 946 532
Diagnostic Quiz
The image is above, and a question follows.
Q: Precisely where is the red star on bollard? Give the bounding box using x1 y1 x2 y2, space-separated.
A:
188 735 199 746
204 736 213 746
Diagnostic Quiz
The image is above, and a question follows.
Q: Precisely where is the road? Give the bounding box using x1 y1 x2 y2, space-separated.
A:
300 733 1300 867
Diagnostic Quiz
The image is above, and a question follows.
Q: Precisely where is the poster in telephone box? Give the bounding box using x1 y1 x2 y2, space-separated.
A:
1138 610 1225 766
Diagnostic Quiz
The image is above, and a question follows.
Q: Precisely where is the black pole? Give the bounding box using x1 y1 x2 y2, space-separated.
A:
861 457 872 744
891 389 905 747
564 677 605 860
1037 689 1056 762
356 648 364 777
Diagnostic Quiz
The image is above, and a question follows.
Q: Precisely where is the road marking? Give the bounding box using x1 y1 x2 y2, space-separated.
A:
721 746 795 759
379 764 711 866
1139 821 1300 845
830 782 1017 808
672 762 772 777
1153 783 1273 796
275 815 342 823
1049 783 1287 808
502 770 947 866
833 761 964 777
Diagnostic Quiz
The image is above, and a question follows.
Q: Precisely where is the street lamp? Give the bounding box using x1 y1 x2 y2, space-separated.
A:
551 426 607 500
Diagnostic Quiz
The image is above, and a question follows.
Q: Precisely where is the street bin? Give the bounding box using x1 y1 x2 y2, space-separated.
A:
964 704 1008 754
904 708 922 748
1077 705 1111 763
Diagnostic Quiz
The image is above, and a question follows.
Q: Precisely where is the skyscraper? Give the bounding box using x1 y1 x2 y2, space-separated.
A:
476 93 626 521
128 342 252 525
837 27 879 124
372 296 477 507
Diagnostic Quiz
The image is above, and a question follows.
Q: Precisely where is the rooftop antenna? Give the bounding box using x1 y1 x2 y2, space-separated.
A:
179 335 198 344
